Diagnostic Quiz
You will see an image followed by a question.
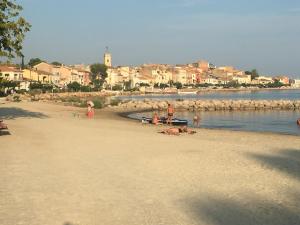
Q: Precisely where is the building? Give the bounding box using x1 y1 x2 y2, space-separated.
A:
232 75 251 84
23 69 57 84
273 76 290 85
291 79 300 88
0 66 23 81
104 51 112 67
251 76 274 85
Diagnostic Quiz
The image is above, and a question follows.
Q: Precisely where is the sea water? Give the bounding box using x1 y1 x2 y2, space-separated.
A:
129 110 300 136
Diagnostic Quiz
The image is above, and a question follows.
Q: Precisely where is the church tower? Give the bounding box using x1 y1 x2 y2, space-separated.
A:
104 47 112 67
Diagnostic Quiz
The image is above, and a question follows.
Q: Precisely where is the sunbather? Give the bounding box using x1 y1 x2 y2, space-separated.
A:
160 126 196 135
0 120 8 130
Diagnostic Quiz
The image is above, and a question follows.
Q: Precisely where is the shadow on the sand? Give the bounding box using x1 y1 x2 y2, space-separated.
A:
183 192 300 225
0 107 47 120
181 148 300 225
248 149 300 181
0 130 11 136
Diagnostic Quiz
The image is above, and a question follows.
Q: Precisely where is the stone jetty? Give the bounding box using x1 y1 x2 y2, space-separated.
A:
116 99 300 111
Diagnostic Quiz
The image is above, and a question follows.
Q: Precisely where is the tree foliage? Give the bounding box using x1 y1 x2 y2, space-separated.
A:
51 61 62 66
67 81 81 92
251 69 259 80
90 63 108 80
0 0 31 58
28 58 43 67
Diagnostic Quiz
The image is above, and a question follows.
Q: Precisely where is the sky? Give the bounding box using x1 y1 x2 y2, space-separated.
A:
18 0 300 77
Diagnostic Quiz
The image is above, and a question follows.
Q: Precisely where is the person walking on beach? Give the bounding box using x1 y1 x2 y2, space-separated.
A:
167 103 174 125
193 115 200 127
87 101 95 119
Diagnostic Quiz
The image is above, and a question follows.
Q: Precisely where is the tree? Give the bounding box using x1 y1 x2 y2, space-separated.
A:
67 82 81 92
174 82 183 89
90 63 108 80
0 0 31 58
251 69 259 80
28 58 43 67
51 61 62 66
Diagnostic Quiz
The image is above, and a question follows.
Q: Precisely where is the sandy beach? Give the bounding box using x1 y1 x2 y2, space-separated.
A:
0 101 300 225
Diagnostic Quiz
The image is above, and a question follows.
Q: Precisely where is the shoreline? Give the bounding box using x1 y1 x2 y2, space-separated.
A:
1 101 299 137
120 108 300 137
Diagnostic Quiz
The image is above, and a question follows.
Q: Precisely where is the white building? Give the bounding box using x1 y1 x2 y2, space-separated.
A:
291 79 300 88
233 75 251 84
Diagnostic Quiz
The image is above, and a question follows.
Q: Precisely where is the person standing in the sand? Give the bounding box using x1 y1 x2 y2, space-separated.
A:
166 103 174 125
152 112 159 125
193 115 200 127
87 101 95 119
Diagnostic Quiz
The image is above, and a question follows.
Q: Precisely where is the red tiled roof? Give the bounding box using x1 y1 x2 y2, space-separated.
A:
0 66 22 73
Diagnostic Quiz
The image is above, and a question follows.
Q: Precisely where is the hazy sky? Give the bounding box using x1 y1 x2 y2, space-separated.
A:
18 0 300 77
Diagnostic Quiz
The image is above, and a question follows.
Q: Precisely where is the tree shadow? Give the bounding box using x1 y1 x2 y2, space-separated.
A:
183 192 300 225
181 148 300 225
0 107 48 120
248 149 300 181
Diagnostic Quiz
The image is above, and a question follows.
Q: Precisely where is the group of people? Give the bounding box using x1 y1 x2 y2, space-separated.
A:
151 103 198 135
152 103 201 127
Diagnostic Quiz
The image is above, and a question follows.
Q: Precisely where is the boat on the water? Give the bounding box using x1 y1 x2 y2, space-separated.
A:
142 117 188 126
297 118 300 126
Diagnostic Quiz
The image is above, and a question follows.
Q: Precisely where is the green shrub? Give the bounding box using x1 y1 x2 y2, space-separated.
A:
112 85 123 91
13 95 21 102
110 98 121 106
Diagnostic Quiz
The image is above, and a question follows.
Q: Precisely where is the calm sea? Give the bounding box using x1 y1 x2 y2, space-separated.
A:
125 89 300 136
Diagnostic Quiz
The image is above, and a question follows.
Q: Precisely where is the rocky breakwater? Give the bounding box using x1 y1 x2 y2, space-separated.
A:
116 99 300 111
5 92 116 103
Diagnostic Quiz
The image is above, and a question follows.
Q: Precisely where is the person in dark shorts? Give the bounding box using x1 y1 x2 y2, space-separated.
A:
166 103 174 125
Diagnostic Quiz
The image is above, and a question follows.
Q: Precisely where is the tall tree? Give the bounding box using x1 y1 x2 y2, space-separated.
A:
251 69 259 80
0 0 31 58
90 63 108 80
28 58 43 67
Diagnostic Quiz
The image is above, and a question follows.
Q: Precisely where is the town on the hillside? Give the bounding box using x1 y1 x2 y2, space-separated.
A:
0 50 300 95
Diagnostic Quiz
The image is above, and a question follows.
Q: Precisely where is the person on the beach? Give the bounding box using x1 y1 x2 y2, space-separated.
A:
0 120 8 130
152 112 159 125
160 126 196 135
166 103 174 125
193 115 200 127
87 101 95 119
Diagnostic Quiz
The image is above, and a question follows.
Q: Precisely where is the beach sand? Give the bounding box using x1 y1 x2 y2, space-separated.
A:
0 101 300 225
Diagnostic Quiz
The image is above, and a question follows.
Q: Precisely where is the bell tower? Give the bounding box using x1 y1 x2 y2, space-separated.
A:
104 47 112 67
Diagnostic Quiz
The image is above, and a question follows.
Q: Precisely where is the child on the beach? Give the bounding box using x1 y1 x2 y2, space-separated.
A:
152 112 159 125
87 101 95 119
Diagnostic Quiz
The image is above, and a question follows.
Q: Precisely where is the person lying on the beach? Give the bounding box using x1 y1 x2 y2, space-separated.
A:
0 120 8 130
159 126 196 135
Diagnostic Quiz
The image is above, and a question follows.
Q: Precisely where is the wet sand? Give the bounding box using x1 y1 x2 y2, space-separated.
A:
0 102 300 225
